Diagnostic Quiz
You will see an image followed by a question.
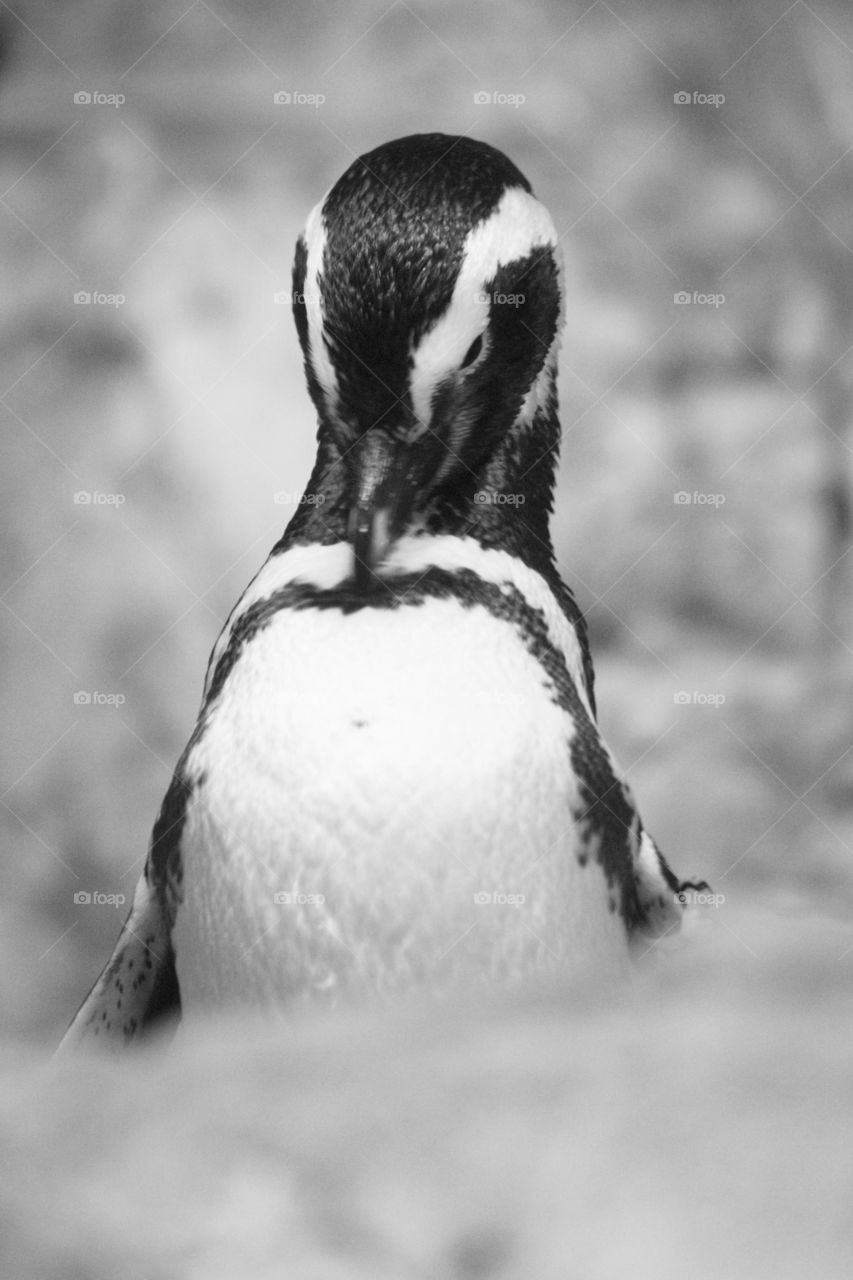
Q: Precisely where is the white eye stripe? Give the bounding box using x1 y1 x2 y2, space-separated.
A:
460 186 559 286
518 249 565 429
409 186 560 431
302 198 340 419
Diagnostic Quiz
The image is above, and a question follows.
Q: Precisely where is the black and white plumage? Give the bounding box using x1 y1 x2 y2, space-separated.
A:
59 133 706 1051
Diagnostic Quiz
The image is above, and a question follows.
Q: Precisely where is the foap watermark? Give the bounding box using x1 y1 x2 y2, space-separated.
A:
673 491 725 507
74 90 125 108
673 690 726 708
673 90 725 108
673 291 725 307
74 490 126 507
473 891 526 906
475 289 525 308
675 888 726 907
273 890 326 906
276 289 322 306
74 291 126 307
74 890 127 907
73 691 126 706
473 91 526 108
273 492 326 507
474 488 525 506
273 90 325 108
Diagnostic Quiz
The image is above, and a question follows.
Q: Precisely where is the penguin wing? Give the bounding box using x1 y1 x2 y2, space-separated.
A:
56 866 179 1054
562 698 709 944
56 756 195 1055
632 826 711 942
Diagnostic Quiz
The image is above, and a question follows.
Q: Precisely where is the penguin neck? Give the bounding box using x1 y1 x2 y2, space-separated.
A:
276 375 561 580
433 380 561 577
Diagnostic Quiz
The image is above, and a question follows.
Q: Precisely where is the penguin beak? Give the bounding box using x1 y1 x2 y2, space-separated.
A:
349 432 415 591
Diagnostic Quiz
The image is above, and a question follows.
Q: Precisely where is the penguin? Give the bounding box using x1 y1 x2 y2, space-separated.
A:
58 133 707 1051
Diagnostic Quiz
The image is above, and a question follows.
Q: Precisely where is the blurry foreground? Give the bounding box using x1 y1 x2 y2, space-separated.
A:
3 904 853 1279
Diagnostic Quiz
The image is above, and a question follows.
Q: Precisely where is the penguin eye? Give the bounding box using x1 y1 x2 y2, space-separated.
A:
460 334 484 370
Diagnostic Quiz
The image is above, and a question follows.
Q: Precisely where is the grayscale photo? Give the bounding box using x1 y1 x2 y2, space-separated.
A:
2 2 852 1276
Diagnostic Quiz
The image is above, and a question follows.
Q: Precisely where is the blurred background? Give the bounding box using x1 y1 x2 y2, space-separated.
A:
2 0 852 1046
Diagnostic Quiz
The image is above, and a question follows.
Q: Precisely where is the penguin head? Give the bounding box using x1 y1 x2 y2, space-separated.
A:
292 133 563 586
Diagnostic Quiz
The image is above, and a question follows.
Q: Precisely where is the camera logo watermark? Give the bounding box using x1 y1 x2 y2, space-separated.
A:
273 91 325 107
675 888 725 907
73 90 125 108
473 891 526 906
474 489 525 506
673 491 725 507
276 289 323 306
673 291 725 307
673 690 726 708
74 291 126 307
73 890 127 907
73 491 126 507
475 289 525 307
473 91 526 108
273 492 326 507
673 90 725 108
73 691 126 706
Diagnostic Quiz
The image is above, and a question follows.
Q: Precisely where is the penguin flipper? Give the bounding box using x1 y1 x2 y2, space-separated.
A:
633 826 711 942
56 868 180 1054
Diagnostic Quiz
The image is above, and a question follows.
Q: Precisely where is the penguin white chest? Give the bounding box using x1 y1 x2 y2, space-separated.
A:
173 595 630 1012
